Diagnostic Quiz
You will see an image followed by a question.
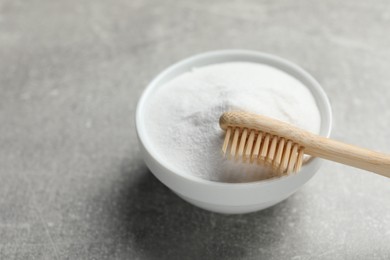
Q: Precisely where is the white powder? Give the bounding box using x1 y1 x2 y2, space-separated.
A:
144 62 321 183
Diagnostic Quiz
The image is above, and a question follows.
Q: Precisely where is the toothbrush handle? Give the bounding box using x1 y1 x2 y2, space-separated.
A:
304 134 390 178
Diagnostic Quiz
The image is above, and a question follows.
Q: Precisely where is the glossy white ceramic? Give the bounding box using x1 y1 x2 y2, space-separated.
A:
136 50 332 214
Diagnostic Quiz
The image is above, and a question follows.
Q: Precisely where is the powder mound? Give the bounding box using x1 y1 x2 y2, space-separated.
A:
145 62 321 183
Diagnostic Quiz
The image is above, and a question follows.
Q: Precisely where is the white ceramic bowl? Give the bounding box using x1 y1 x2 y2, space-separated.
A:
136 50 332 214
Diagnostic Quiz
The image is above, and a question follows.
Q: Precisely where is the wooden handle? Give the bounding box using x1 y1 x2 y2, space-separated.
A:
304 135 390 177
220 111 390 178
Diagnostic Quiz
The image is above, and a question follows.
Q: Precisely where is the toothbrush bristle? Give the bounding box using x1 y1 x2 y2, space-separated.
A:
222 126 305 175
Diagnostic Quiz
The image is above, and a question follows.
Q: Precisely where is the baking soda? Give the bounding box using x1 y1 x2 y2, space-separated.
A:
145 62 321 182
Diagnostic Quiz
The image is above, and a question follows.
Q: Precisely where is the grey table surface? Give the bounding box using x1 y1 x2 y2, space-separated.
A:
1 0 390 259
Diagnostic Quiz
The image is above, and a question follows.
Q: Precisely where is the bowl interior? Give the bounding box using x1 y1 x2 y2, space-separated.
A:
136 50 332 186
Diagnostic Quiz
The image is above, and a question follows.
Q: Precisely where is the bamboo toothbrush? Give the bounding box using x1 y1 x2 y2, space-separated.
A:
220 111 390 178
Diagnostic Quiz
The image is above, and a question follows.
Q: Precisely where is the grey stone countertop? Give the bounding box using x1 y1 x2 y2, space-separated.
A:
1 0 390 259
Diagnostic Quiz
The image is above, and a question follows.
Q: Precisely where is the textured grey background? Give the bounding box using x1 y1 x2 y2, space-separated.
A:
1 0 390 259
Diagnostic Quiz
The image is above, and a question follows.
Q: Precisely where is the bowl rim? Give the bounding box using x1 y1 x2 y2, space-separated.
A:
135 49 332 187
